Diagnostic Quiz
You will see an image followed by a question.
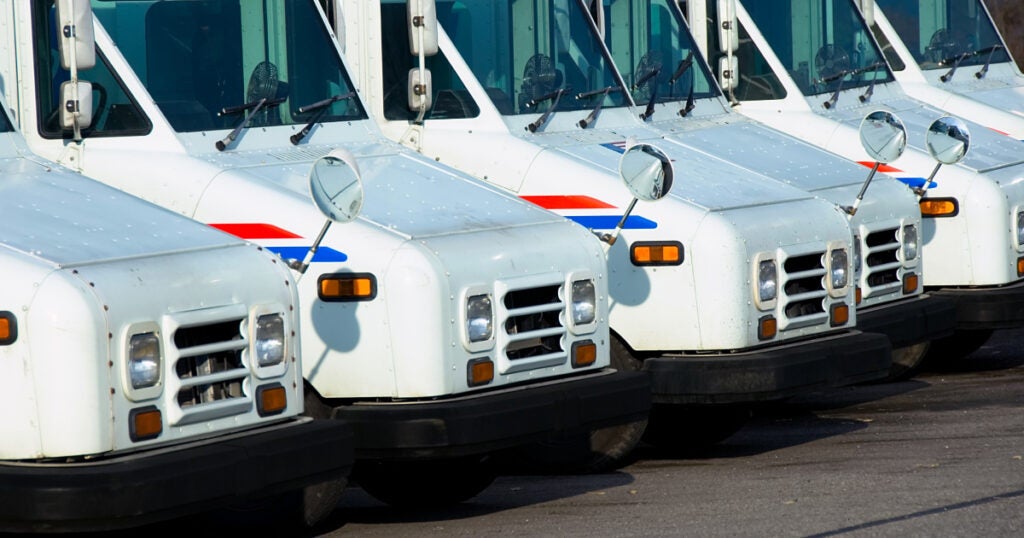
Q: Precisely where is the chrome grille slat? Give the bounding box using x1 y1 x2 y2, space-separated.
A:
786 290 827 302
499 280 568 366
780 251 828 328
177 370 248 389
863 227 901 294
176 340 247 358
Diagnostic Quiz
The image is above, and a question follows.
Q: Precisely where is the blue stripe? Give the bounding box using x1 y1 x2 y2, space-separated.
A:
896 177 935 189
567 215 658 229
601 142 626 154
266 246 348 262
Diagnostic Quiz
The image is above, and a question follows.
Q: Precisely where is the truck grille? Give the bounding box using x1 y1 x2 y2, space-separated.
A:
498 280 568 373
780 251 828 328
862 227 902 297
169 316 252 425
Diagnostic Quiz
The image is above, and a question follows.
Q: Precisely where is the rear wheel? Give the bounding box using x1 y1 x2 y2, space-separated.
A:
355 456 496 508
498 334 648 474
299 388 348 526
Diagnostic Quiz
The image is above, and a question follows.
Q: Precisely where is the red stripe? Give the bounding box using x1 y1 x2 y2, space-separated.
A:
989 127 1010 137
856 161 902 173
210 223 302 239
521 195 616 209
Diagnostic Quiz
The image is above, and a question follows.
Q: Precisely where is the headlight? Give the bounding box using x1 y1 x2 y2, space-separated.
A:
902 225 918 261
1017 211 1024 246
128 332 161 389
758 260 777 302
466 294 493 342
255 314 286 367
830 249 849 289
571 279 597 325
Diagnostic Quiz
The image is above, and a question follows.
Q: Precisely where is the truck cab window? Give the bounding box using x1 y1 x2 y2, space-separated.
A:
31 1 151 139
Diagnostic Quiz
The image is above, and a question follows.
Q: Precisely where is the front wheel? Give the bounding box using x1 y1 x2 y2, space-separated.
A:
883 342 931 381
354 456 496 508
497 334 648 474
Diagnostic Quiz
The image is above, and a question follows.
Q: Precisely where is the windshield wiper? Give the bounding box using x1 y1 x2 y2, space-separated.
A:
939 44 1002 82
526 87 570 133
817 61 886 109
975 44 1003 79
667 53 694 92
215 97 286 151
575 85 622 128
290 92 356 145
631 66 662 121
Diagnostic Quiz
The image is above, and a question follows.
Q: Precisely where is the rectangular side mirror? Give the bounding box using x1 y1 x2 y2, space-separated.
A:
716 0 738 53
408 0 439 56
56 0 96 70
718 55 738 91
407 68 433 111
60 81 94 131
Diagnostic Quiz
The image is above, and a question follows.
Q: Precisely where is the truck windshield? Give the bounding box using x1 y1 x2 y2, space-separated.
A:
433 0 628 115
91 0 365 133
875 0 1010 71
0 109 11 133
600 0 719 105
740 0 893 97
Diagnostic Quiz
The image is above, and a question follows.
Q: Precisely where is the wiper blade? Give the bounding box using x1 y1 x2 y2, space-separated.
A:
975 44 1003 79
817 62 886 109
290 92 356 145
940 52 969 82
216 97 286 151
526 87 570 133
576 86 622 129
668 53 694 86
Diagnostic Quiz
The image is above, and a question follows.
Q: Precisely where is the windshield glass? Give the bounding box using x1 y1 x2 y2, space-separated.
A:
875 0 1010 70
0 108 11 133
92 0 365 133
436 0 628 115
601 0 718 104
740 0 893 96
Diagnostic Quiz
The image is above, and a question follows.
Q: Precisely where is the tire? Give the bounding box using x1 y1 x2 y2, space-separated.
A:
642 404 750 455
497 333 648 474
298 387 348 527
883 341 931 381
923 329 994 364
354 456 496 508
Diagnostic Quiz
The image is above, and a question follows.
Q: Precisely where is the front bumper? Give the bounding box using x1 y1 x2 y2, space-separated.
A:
333 368 651 460
643 330 892 405
0 418 353 533
856 294 957 348
929 279 1024 330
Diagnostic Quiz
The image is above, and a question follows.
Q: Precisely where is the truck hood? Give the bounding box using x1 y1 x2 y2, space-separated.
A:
209 140 565 238
0 156 240 267
546 128 818 211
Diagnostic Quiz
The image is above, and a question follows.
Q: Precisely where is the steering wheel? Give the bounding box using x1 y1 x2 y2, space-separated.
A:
814 44 851 82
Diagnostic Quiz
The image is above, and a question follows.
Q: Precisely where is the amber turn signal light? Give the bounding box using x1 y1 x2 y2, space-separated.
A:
129 407 162 442
758 316 777 341
0 312 15 346
903 273 919 295
467 358 494 387
830 304 850 327
631 241 684 266
318 273 377 302
257 384 287 416
919 198 958 218
572 340 597 368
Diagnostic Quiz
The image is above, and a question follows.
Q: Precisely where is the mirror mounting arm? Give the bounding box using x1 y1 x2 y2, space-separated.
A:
290 220 333 277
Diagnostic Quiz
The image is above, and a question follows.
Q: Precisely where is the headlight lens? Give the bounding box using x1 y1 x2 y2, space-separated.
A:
571 279 597 325
902 225 919 261
466 294 493 342
830 249 849 289
852 235 863 278
758 260 778 302
129 332 161 389
255 314 286 367
1017 211 1024 246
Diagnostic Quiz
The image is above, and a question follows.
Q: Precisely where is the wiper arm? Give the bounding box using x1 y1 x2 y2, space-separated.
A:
576 86 622 129
216 97 286 151
526 87 570 133
290 92 356 145
975 44 1003 79
678 83 696 117
940 51 970 82
668 53 694 87
816 62 886 109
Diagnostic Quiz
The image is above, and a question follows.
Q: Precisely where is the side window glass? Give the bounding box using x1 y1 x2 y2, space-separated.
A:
380 2 481 121
32 1 150 139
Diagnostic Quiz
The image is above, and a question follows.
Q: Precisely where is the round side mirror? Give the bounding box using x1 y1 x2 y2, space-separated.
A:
619 143 674 202
309 149 364 223
926 116 970 165
858 110 907 164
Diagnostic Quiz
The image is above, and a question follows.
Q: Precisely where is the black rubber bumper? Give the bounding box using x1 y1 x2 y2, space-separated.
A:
856 294 957 348
642 330 892 405
0 418 353 533
333 369 651 460
929 279 1024 330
